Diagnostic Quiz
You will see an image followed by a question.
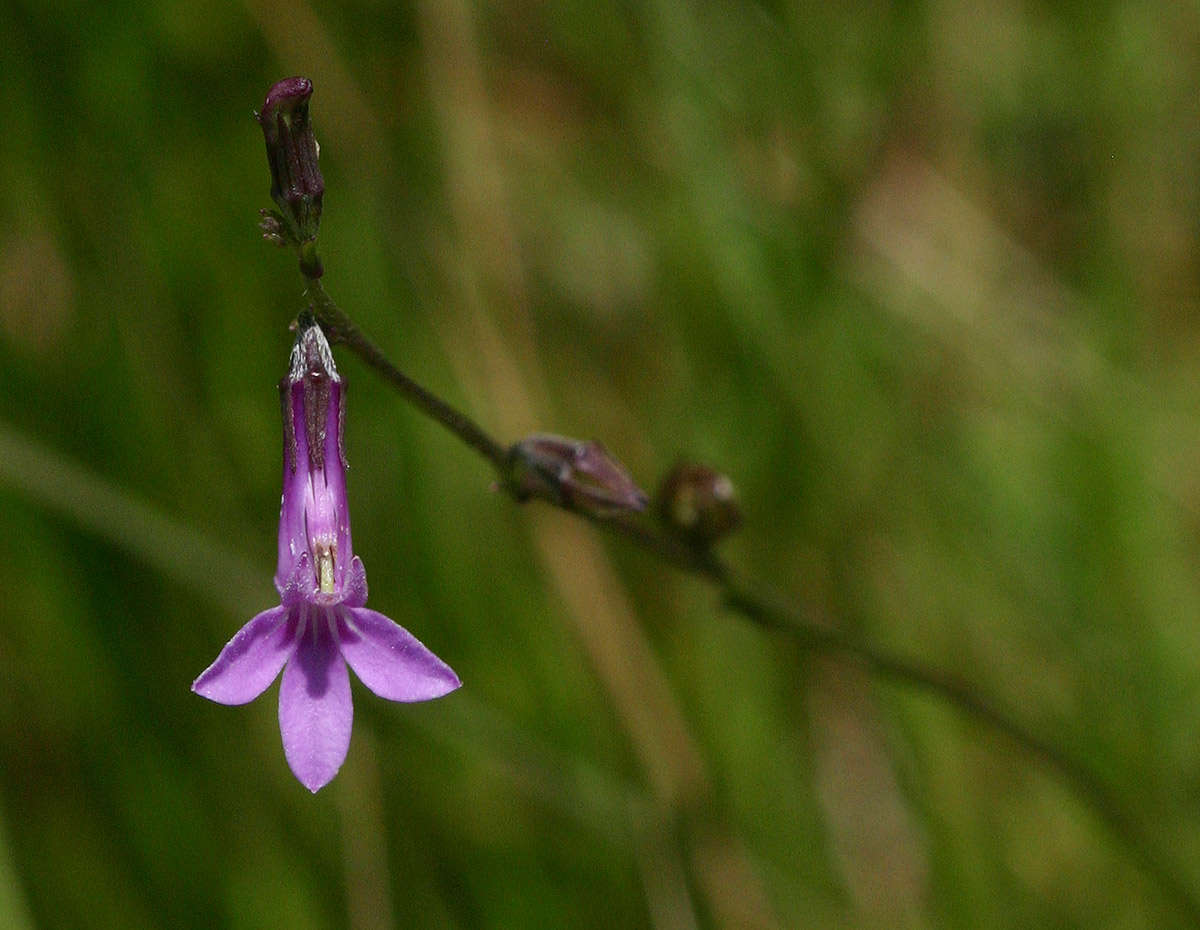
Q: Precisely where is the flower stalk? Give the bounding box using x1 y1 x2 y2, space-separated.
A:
235 75 1200 923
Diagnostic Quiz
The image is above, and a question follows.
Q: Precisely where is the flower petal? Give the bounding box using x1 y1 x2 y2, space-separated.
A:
341 556 368 608
338 608 462 702
192 606 294 705
277 549 317 606
279 608 352 792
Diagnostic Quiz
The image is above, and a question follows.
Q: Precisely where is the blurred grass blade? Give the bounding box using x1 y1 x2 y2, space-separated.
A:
0 420 262 617
0 805 33 930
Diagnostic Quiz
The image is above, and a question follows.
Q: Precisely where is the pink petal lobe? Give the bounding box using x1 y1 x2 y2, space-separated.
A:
279 609 352 792
338 608 462 702
192 606 294 705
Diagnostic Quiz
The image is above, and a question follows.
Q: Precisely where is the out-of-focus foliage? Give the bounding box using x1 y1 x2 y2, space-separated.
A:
2 0 1200 927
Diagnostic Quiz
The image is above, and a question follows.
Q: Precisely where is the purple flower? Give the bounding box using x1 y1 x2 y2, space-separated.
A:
193 319 460 792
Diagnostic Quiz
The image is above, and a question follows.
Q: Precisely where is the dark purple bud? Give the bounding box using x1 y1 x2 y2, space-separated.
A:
507 434 648 515
657 462 741 544
257 77 324 248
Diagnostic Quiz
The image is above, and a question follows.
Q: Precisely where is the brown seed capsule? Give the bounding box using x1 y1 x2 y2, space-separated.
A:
657 462 742 543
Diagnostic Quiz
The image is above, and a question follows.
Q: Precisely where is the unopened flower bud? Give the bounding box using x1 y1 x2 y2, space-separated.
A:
258 77 324 251
657 462 741 543
506 434 648 515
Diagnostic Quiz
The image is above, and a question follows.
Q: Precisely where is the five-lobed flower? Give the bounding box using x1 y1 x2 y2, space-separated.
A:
193 317 460 792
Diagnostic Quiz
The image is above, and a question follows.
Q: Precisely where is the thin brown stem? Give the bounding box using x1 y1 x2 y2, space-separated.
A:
601 521 1200 924
716 573 1200 924
291 258 1200 925
302 275 508 469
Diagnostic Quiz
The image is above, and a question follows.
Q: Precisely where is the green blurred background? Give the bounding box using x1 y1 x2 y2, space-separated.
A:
3 0 1200 927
